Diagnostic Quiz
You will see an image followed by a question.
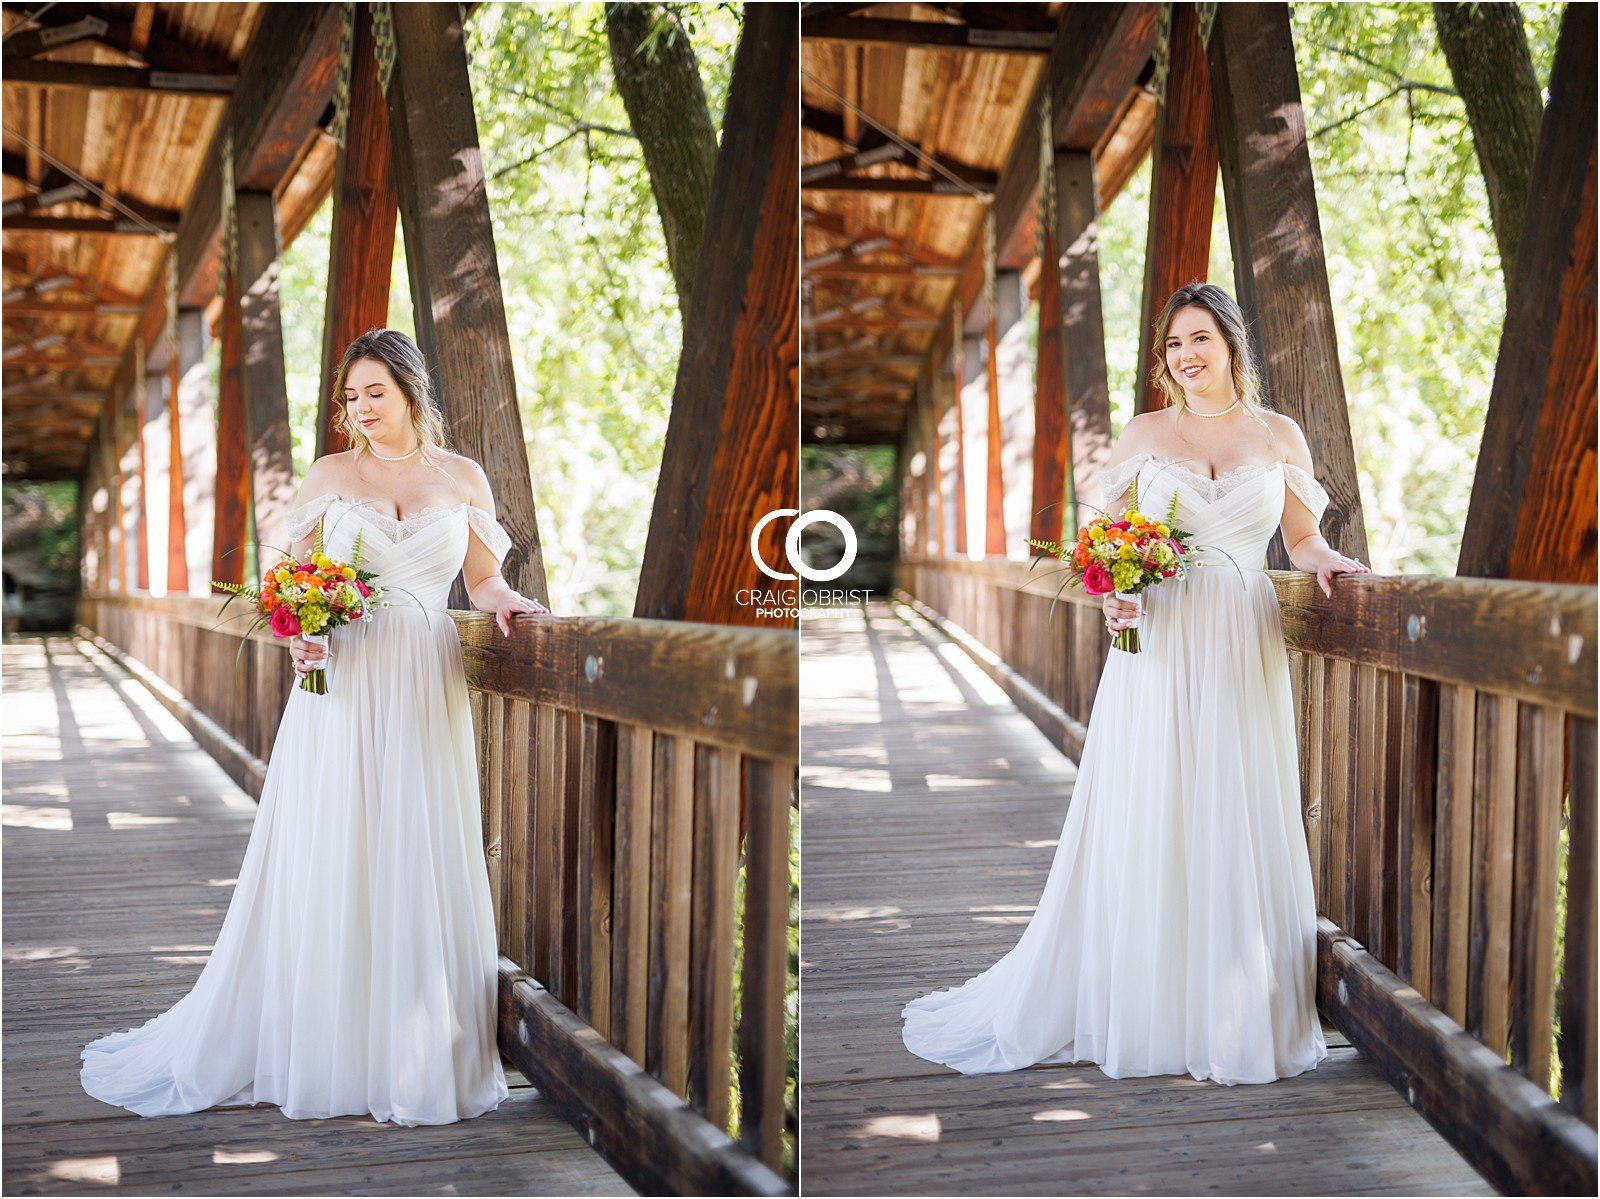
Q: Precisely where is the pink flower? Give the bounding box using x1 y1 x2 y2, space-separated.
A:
1111 520 1131 531
354 579 370 597
269 605 301 637
1083 561 1114 595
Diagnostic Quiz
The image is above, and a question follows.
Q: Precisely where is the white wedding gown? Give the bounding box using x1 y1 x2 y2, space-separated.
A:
80 493 514 1125
902 454 1332 1085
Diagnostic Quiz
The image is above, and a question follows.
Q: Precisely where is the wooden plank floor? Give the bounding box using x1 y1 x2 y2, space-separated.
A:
799 602 1494 1197
2 633 632 1197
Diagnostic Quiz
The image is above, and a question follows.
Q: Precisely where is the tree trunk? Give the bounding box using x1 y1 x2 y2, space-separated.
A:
1432 2 1545 291
606 3 718 308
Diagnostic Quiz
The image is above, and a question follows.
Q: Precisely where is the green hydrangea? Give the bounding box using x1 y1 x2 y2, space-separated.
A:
1111 560 1142 591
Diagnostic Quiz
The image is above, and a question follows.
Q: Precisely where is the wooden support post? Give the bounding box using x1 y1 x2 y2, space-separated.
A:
633 5 797 624
173 308 210 594
1032 188 1068 548
1458 3 1597 584
110 404 127 592
384 2 547 608
1207 3 1368 562
318 3 396 460
950 335 969 556
166 331 189 593
1136 2 1219 416
236 189 296 566
1057 152 1112 532
935 373 958 557
959 334 986 555
993 270 1030 556
916 403 931 558
131 382 149 590
212 270 250 589
140 369 167 594
984 300 1006 556
902 432 915 560
924 379 945 557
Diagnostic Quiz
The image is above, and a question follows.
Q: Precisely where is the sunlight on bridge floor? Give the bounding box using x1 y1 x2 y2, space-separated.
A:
212 1149 279 1165
858 1112 941 1142
3 803 73 830
46 1156 118 1186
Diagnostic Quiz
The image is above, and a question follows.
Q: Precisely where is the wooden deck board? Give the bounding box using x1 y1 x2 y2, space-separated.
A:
2 634 633 1196
798 603 1493 1197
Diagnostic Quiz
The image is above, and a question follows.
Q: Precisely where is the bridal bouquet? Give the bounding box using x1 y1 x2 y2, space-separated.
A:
213 525 383 694
1028 480 1194 654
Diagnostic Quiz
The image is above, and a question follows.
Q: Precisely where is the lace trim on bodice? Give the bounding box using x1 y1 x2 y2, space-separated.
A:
1097 452 1330 521
283 491 513 563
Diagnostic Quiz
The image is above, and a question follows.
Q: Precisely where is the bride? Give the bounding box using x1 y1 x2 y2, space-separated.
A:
80 328 549 1125
901 282 1369 1085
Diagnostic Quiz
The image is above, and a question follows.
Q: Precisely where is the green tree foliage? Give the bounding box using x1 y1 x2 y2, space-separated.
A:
278 2 742 617
1094 1 1565 576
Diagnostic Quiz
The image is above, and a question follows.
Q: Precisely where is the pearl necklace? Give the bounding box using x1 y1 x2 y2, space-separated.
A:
367 440 422 461
1184 397 1241 418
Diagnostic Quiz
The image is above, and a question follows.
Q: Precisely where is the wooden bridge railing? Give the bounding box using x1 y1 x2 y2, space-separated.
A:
896 557 1597 1196
74 592 796 1196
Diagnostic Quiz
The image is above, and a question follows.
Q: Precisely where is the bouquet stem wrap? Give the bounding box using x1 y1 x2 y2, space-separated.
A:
298 632 330 694
1113 589 1143 654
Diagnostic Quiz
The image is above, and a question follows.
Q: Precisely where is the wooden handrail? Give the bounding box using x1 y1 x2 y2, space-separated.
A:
897 556 1597 1195
74 591 797 1193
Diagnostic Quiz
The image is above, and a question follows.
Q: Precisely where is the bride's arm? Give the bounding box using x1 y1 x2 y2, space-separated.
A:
1274 415 1367 594
458 459 548 632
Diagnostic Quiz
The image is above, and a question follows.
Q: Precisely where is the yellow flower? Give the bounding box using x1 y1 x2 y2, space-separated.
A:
1156 523 1171 537
1125 509 1144 524
342 566 356 580
1118 543 1136 560
1089 526 1106 542
313 553 333 570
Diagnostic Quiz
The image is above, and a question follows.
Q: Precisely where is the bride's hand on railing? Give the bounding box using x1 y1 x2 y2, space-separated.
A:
1102 593 1139 636
495 590 549 637
1309 548 1370 597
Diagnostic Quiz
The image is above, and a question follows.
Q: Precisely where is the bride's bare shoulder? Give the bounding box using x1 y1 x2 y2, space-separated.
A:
432 450 494 507
295 451 351 501
1108 410 1164 464
1260 411 1313 464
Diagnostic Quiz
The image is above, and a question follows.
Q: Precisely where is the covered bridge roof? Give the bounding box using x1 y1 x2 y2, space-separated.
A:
801 1 1160 445
2 2 340 482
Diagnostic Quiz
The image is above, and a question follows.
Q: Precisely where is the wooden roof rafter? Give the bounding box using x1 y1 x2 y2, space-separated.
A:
1 248 144 306
0 2 240 75
800 104 998 189
802 204 965 270
1 58 235 97
802 6 1056 56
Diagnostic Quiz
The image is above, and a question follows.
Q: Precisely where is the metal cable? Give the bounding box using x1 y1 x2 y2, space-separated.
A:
1 121 176 240
801 68 993 204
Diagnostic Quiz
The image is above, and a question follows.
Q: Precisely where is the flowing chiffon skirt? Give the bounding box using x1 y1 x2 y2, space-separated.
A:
79 604 510 1125
901 562 1329 1085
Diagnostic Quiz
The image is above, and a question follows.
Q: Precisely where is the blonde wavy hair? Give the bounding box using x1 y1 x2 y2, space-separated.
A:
331 328 461 494
1148 282 1272 436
